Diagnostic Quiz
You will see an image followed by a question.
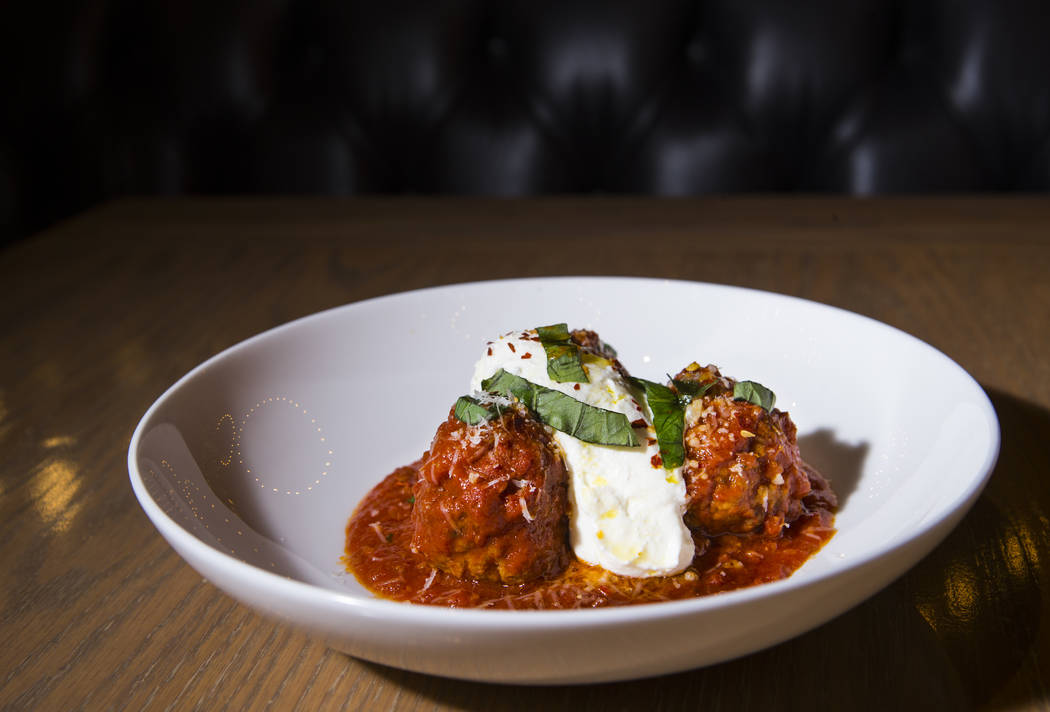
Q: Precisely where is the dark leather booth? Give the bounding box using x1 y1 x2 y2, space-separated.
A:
3 0 1049 242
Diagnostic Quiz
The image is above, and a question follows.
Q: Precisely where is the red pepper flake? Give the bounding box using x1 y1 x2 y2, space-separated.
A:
651 454 663 468
631 418 647 428
648 438 657 446
573 383 581 391
487 347 492 356
508 343 516 353
521 352 532 359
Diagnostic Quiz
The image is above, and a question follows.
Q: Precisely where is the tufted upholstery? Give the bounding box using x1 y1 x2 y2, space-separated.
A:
2 0 1050 240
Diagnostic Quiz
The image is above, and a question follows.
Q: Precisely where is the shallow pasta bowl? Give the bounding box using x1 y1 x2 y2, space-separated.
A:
128 277 999 684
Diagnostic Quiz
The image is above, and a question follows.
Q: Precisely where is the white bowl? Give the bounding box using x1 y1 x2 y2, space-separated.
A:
128 277 999 684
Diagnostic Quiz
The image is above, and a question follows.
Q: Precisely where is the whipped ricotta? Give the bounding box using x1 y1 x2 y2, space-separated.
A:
469 330 693 577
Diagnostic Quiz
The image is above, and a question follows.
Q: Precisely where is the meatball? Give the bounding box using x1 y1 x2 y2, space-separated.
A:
675 364 819 537
411 405 570 584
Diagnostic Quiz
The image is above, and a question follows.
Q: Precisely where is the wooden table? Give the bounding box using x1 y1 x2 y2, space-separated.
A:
2 197 1048 710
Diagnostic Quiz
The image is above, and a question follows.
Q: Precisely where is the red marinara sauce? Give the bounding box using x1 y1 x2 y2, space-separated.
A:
344 463 835 610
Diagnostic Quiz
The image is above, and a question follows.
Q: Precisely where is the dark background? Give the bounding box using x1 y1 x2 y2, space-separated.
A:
2 0 1049 245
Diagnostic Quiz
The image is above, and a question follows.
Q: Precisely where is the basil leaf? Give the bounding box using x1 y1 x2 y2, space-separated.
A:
535 323 571 342
733 380 776 411
546 344 590 383
670 377 718 404
634 378 685 470
481 369 638 447
536 322 589 383
453 395 497 425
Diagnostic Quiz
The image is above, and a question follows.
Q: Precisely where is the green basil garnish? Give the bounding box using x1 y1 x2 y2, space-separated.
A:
535 323 571 342
536 323 589 383
733 380 776 411
634 378 686 470
670 377 718 404
453 395 497 425
481 369 638 447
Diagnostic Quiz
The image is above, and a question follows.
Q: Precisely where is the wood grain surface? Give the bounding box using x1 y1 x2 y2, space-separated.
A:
2 197 1048 710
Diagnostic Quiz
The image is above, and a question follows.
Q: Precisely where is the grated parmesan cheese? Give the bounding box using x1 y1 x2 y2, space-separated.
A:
520 494 534 521
422 568 437 591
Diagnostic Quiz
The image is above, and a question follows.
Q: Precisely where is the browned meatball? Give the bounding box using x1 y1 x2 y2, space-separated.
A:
675 364 819 537
411 405 570 584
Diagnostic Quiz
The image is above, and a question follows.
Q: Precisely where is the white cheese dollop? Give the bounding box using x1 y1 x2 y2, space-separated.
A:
469 330 693 578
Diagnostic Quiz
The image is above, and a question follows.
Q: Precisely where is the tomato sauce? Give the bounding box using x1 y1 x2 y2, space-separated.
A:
344 463 835 609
